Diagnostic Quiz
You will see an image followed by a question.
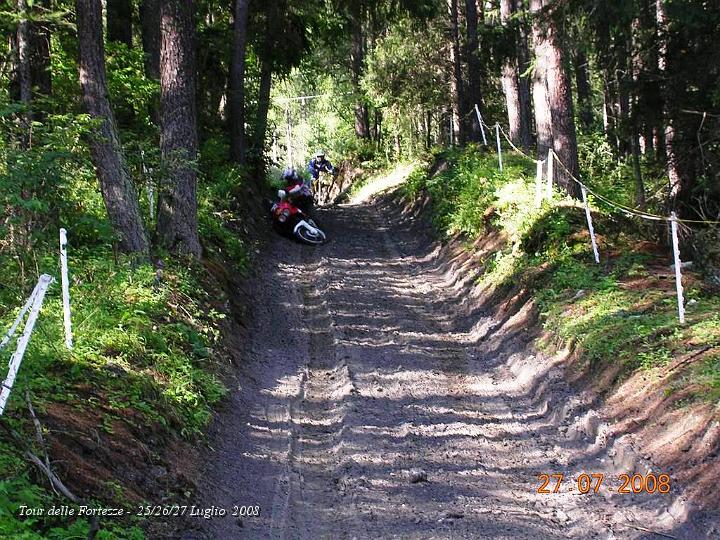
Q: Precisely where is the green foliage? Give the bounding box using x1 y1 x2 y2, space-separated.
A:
404 145 535 239
363 17 446 112
106 43 160 132
0 249 230 537
197 137 251 265
405 145 720 404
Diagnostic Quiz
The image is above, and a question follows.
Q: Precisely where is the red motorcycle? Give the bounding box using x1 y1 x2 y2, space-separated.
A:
270 190 327 245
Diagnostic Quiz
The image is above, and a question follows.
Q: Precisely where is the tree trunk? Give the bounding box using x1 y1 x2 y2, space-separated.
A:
636 0 661 158
426 111 432 149
157 0 201 257
631 133 646 209
253 59 272 161
514 0 534 149
574 48 593 129
656 0 689 208
76 0 149 255
138 0 160 124
140 0 161 80
464 0 483 142
529 0 552 158
544 1 581 198
30 0 52 99
656 0 691 211
17 0 31 119
350 2 370 139
252 0 278 164
229 0 249 163
500 0 524 147
448 0 466 145
107 0 133 47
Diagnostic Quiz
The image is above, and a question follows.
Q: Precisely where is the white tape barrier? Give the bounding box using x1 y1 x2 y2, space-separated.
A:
495 123 503 172
475 105 488 146
0 274 54 415
59 229 73 350
0 282 40 351
670 212 686 324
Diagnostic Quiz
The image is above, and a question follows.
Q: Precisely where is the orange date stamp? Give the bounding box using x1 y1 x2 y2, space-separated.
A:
536 473 671 495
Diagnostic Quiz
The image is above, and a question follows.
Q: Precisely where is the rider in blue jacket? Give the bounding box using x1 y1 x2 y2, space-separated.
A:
308 151 335 181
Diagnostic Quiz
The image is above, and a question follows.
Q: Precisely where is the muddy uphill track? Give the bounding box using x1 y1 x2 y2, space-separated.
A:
196 195 713 539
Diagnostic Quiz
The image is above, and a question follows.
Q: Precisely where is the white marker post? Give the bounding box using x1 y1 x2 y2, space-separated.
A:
670 212 686 324
59 228 73 350
495 123 503 172
475 105 488 146
535 159 544 208
581 186 600 264
141 151 155 222
285 106 293 167
147 183 155 222
545 150 554 199
0 274 54 415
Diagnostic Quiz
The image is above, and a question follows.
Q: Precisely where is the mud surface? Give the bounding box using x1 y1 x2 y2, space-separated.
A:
193 194 719 540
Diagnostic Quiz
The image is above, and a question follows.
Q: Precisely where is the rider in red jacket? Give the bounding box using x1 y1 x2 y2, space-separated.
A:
281 168 312 213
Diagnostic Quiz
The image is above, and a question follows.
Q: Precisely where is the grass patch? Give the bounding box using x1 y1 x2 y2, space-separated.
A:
0 140 249 538
404 145 720 402
0 249 233 537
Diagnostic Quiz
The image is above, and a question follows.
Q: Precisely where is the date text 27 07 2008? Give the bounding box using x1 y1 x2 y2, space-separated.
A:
536 473 671 495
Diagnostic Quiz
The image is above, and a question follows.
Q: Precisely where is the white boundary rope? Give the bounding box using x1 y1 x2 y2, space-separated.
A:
0 274 54 415
480 116 717 322
495 123 503 172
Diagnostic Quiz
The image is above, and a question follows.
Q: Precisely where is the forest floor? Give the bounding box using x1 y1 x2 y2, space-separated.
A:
189 171 720 540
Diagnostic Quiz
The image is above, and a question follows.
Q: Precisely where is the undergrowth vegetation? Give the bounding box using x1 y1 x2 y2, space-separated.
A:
403 146 720 402
0 127 248 537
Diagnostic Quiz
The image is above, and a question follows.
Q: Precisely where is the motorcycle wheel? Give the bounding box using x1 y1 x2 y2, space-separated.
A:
295 226 326 245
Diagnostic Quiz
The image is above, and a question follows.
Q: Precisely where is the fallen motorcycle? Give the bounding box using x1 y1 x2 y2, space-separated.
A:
270 190 327 245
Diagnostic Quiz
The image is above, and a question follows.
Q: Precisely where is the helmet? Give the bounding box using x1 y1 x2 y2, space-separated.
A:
282 167 298 183
315 150 325 159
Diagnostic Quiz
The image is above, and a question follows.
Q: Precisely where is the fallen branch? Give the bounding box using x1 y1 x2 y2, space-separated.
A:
25 390 51 472
0 408 101 540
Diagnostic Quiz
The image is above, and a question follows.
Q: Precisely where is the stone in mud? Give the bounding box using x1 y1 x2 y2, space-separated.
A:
444 511 464 519
406 468 427 483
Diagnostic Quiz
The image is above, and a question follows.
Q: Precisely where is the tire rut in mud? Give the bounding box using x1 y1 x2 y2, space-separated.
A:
195 198 711 540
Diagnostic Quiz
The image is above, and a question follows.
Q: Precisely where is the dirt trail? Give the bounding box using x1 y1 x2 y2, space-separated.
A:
194 183 718 539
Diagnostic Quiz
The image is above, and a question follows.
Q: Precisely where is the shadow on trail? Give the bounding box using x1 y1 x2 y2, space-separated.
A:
197 195 713 539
